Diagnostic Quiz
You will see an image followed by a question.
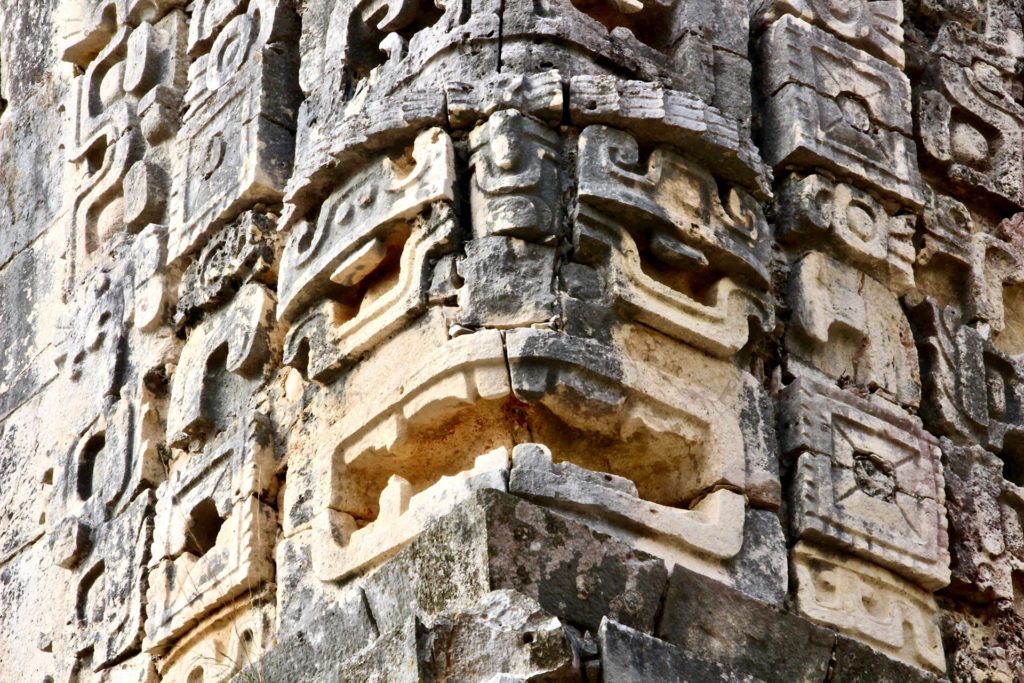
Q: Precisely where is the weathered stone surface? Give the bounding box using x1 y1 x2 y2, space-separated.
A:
786 251 921 407
362 489 668 634
792 542 946 673
779 376 950 590
6 0 1024 678
599 618 766 683
658 561 835 682
758 15 923 208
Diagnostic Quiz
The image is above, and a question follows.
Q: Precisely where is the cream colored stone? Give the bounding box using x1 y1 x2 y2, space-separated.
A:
793 542 946 674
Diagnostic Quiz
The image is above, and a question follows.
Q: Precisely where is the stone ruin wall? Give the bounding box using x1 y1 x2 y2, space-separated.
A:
1 0 1024 680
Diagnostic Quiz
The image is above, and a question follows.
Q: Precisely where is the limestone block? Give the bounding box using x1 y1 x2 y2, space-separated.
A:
51 394 164 533
168 0 300 263
455 237 558 329
418 590 577 682
509 443 745 583
166 282 274 446
792 542 946 674
0 81 66 269
507 329 751 504
468 110 562 242
0 388 58 563
758 15 923 208
153 411 276 561
54 267 130 435
446 70 563 129
916 191 1023 336
145 497 276 649
0 232 62 422
311 447 509 582
285 203 456 381
776 174 915 295
658 560 835 682
786 251 921 407
61 5 188 279
752 0 905 67
942 440 1023 601
0 535 72 682
158 595 275 683
277 127 456 321
779 377 950 590
176 211 278 322
917 22 1024 210
131 224 172 332
905 296 1024 455
599 618 767 683
361 489 669 634
568 76 771 199
61 491 154 672
574 125 772 358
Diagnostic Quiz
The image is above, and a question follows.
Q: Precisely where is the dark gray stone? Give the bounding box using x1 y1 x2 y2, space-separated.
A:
658 562 835 683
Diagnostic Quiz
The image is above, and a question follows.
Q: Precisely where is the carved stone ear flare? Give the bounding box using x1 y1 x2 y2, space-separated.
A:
5 0 1024 679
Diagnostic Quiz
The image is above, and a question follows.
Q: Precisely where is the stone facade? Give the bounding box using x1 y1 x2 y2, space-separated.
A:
0 0 1023 681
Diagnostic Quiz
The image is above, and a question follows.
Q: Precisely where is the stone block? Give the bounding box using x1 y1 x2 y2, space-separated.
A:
145 497 277 649
658 560 835 682
917 22 1024 210
468 110 562 242
574 124 772 359
776 173 915 295
786 251 921 407
568 76 771 199
361 489 669 634
792 542 946 674
277 127 456 321
758 15 923 208
455 236 558 329
169 0 300 263
509 443 786 604
599 618 766 683
752 0 905 67
779 377 950 590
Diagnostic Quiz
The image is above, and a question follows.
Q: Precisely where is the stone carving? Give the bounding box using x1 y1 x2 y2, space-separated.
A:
176 210 278 324
758 15 923 208
792 542 946 673
752 0 905 67
568 76 772 199
575 125 773 358
916 22 1024 210
776 174 915 295
9 0 1024 678
61 2 187 279
786 251 921 407
780 377 950 590
468 110 562 242
916 191 1024 336
905 296 1024 456
168 0 300 263
509 443 749 585
942 439 1024 602
277 127 455 322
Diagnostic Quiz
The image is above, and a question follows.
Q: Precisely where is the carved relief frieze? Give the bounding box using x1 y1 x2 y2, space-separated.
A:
60 0 188 279
776 174 915 295
779 377 949 591
758 15 923 208
792 542 947 673
574 125 773 359
753 0 905 67
916 22 1024 210
168 0 300 264
786 251 921 407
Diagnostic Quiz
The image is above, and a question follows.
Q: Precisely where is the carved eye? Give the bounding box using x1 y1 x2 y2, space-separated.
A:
844 201 876 242
206 14 254 92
